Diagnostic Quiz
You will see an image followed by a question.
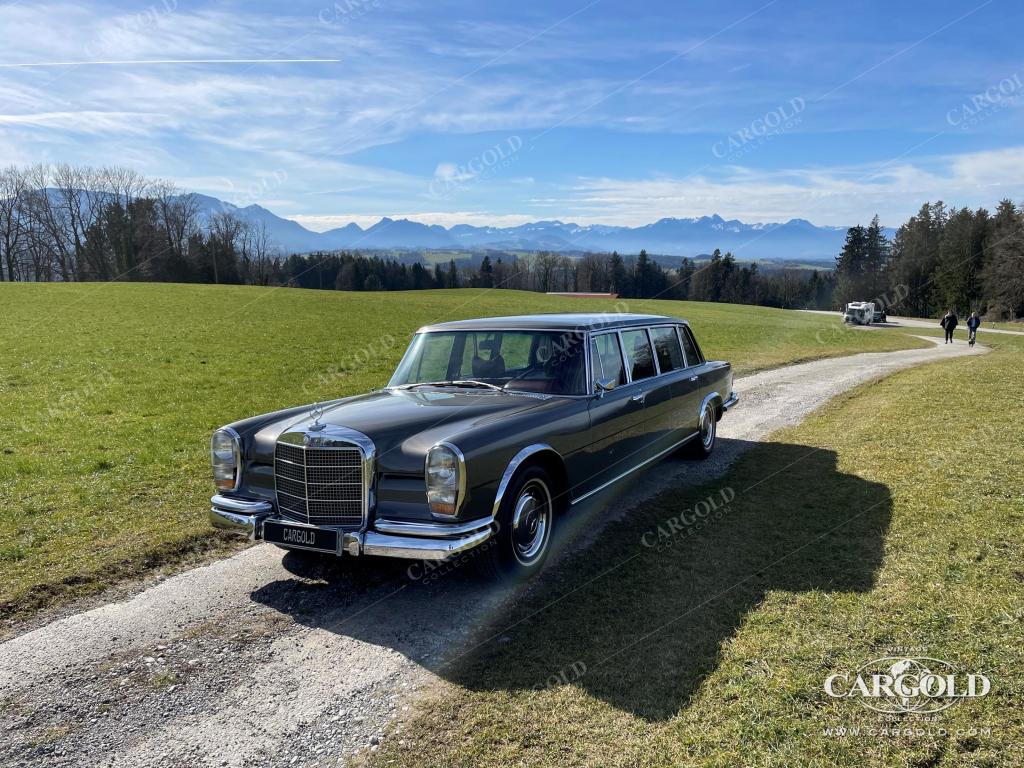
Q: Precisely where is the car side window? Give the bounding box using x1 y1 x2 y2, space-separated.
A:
650 326 684 373
678 326 703 366
620 329 657 381
590 333 626 387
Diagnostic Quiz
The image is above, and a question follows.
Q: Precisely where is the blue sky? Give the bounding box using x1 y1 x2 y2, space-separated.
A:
1 0 1022 229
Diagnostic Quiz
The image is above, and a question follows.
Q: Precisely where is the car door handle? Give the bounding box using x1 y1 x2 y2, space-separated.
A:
631 392 646 403
688 375 699 382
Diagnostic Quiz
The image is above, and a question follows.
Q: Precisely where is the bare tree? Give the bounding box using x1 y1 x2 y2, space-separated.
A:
153 181 199 274
0 166 28 281
51 163 107 279
208 211 244 284
101 166 151 277
244 220 276 286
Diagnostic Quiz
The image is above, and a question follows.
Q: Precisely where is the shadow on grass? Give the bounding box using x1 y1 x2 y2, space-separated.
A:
251 439 891 722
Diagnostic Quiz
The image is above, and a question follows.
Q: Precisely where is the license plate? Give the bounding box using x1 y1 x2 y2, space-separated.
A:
263 520 339 553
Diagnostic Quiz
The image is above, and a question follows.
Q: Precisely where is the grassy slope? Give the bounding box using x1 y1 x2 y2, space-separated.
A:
372 335 1024 768
0 283 927 617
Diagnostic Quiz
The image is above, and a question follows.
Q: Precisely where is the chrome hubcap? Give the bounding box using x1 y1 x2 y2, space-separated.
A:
511 479 551 565
700 405 716 449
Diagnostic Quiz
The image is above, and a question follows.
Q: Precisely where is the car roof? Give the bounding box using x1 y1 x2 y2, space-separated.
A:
418 313 686 333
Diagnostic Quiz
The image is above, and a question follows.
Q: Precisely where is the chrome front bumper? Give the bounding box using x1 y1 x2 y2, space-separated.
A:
209 495 493 561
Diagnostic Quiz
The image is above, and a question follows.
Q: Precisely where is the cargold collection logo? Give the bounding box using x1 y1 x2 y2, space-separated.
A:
825 656 991 714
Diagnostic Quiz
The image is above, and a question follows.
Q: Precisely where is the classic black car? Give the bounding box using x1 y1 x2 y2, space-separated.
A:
210 313 738 575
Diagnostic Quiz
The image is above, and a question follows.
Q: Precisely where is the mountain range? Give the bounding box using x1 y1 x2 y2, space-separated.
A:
193 193 875 263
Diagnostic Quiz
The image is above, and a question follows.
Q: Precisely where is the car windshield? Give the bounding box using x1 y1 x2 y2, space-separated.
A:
388 330 587 395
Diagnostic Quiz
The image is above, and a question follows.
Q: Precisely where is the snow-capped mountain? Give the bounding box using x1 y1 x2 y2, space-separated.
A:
191 196 872 261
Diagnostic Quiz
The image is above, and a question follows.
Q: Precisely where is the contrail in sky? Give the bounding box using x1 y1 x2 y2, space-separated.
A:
0 58 342 68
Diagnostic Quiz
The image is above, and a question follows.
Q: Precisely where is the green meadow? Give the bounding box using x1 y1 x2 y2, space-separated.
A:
0 282 928 617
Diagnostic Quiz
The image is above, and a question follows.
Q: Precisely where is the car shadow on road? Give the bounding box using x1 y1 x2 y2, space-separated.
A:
251 439 891 723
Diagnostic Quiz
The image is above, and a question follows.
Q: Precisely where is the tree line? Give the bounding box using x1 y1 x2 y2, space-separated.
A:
275 248 837 310
0 163 837 310
834 202 1024 320
3 163 1021 320
0 164 279 285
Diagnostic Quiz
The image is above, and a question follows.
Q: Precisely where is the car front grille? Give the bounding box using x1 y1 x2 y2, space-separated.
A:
274 440 365 528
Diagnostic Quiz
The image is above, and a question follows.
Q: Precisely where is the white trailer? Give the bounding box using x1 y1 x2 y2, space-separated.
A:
843 301 875 325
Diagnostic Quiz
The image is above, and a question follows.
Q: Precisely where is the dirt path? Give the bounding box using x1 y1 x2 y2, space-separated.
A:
0 336 986 768
798 308 1024 337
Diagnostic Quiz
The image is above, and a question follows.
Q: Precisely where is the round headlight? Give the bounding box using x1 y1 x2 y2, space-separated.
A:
425 443 464 517
211 428 241 491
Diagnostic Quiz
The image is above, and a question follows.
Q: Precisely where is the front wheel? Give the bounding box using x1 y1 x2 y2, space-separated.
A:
683 401 718 460
483 466 555 578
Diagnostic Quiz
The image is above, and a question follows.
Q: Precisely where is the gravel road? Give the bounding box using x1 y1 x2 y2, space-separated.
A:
798 309 1024 337
0 335 985 768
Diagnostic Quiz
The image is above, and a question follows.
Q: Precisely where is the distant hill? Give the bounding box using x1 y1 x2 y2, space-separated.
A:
190 195 891 262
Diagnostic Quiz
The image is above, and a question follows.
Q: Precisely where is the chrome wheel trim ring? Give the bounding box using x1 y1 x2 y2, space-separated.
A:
510 478 552 566
700 404 716 449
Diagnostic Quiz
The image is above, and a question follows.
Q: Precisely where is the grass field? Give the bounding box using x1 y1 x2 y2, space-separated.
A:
371 334 1024 768
0 283 930 618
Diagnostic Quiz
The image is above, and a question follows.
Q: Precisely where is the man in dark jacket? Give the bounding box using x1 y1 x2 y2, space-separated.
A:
967 311 981 346
940 309 958 343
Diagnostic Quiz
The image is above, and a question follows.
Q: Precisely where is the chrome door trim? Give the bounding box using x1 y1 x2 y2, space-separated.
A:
570 431 699 505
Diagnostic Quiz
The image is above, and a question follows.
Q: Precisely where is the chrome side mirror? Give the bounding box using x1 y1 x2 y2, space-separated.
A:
594 377 617 396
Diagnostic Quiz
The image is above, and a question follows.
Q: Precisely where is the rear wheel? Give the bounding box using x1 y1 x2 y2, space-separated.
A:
683 401 718 460
483 465 555 578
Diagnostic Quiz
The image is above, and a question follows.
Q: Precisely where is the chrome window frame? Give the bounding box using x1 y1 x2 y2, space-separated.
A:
396 327 594 398
649 325 685 374
676 324 704 368
588 330 627 391
617 326 659 383
585 322 696 392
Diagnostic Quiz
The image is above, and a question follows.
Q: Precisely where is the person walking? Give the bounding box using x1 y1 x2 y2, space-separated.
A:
940 309 958 343
967 311 981 346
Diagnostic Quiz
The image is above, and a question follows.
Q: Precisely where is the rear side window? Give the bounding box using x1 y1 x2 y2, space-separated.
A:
590 333 626 386
650 327 684 373
679 326 703 366
620 329 657 381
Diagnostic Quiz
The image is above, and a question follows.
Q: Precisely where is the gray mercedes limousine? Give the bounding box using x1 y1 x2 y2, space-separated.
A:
209 313 738 576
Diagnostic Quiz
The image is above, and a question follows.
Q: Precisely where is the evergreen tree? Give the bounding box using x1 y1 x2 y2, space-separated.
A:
675 258 695 300
608 251 628 296
478 254 493 288
864 215 891 298
835 224 868 303
635 249 651 297
983 200 1024 319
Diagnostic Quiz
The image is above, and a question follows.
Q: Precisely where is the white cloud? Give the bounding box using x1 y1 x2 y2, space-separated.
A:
554 146 1024 226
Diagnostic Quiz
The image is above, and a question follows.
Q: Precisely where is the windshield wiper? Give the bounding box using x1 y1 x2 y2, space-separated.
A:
396 379 505 392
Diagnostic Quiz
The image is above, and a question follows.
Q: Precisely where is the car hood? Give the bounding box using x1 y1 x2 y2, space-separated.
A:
251 388 551 474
